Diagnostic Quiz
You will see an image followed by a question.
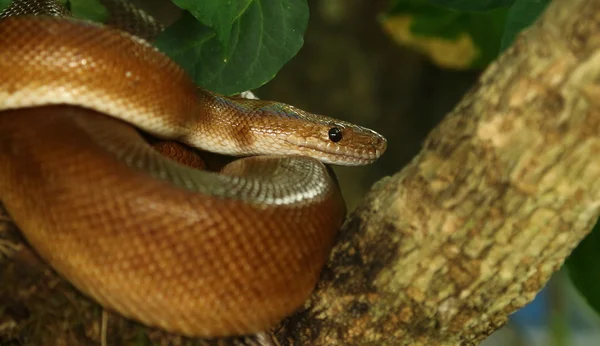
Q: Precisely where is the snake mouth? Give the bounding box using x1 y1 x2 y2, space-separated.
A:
284 139 384 166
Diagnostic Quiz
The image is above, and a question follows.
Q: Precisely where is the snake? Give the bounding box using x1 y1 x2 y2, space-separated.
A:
0 0 386 339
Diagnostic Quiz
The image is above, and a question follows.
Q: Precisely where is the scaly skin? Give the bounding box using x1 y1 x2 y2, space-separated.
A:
0 10 386 339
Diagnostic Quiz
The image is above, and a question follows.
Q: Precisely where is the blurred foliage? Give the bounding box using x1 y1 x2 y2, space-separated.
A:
0 0 11 12
381 0 509 69
566 219 600 316
500 0 551 51
427 0 514 11
381 0 550 69
60 0 108 22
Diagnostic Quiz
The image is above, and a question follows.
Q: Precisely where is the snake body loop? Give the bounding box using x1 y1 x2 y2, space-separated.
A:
0 0 386 338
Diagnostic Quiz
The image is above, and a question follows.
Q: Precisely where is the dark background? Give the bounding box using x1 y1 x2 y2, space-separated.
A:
257 0 478 210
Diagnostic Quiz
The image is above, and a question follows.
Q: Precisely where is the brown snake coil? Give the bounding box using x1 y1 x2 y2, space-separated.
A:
0 0 387 338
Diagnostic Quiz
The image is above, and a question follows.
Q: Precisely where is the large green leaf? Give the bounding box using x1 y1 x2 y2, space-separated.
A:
170 0 251 55
566 218 600 315
500 0 550 51
427 0 514 12
155 0 308 95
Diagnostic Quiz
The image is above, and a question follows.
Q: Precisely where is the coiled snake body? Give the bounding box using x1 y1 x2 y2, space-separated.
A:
0 0 386 338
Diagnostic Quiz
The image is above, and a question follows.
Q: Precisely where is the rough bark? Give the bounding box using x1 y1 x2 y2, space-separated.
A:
274 0 600 345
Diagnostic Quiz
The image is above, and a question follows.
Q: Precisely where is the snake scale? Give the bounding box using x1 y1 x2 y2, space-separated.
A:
0 0 386 338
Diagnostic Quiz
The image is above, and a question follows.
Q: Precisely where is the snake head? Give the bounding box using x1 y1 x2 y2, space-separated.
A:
196 93 387 166
255 103 387 166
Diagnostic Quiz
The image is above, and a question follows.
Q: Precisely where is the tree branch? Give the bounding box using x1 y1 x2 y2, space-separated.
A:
278 0 600 344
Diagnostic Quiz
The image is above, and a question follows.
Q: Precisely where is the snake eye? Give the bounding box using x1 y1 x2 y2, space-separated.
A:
328 127 343 142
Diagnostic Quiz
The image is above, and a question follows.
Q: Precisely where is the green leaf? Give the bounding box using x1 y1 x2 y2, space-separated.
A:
170 0 251 55
155 0 309 95
409 7 464 40
500 0 550 51
426 0 514 11
468 7 509 67
59 0 108 22
0 0 12 12
387 0 509 69
566 218 600 315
